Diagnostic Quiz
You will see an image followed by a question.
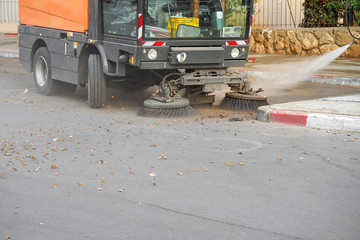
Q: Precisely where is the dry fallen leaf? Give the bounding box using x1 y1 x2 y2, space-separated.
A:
13 168 18 171
51 164 58 169
158 154 167 160
151 144 157 147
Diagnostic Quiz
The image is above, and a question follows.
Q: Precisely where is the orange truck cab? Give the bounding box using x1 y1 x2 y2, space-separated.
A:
19 0 254 109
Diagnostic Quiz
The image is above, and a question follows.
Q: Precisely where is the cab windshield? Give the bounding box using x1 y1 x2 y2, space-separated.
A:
144 0 251 39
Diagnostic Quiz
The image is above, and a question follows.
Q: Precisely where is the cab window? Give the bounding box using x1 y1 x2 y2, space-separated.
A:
103 0 138 37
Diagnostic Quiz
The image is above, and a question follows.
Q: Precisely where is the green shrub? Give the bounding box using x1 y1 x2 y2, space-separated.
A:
301 0 360 27
353 0 360 24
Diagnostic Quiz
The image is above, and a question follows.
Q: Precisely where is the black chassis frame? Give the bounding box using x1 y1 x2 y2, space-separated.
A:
18 0 253 86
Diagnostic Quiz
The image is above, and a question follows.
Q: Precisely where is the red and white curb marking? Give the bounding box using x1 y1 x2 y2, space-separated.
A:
258 107 360 132
270 111 308 126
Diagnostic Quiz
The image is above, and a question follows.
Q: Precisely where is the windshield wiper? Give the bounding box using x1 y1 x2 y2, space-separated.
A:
166 0 174 38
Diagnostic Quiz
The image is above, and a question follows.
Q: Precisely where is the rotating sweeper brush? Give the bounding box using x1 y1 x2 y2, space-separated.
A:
138 98 196 118
220 92 268 111
138 73 196 118
220 77 269 111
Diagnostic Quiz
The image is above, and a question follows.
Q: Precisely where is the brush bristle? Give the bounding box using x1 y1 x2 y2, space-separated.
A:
219 97 269 111
138 105 196 118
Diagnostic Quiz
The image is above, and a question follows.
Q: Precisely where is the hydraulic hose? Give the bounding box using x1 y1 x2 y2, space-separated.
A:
345 0 360 44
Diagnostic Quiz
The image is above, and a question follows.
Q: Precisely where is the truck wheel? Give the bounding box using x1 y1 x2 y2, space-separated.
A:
88 54 106 108
33 47 55 95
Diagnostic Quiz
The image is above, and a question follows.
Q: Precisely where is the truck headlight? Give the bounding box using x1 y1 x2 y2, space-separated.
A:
231 48 240 58
148 49 158 60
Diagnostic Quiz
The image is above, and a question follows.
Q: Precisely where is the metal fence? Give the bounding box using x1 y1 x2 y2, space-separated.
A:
0 0 306 28
0 0 18 23
253 0 304 29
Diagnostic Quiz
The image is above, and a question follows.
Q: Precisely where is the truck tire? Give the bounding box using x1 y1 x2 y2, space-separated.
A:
88 54 106 108
33 47 55 95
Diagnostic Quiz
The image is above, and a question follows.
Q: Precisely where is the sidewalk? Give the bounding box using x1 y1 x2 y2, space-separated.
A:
257 94 360 132
1 34 359 132
0 33 19 58
246 54 360 132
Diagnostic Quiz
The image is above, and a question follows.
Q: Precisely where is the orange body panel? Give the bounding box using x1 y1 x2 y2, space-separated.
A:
19 0 89 33
49 0 88 32
19 0 50 28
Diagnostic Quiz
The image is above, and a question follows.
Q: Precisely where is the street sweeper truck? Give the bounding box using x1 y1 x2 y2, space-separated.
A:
19 0 268 117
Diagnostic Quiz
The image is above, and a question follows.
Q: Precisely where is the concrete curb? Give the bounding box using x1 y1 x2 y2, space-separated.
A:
310 76 360 88
258 106 360 132
246 71 360 88
0 52 19 58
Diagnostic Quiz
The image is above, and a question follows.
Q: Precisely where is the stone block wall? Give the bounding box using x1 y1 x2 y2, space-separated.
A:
249 27 360 58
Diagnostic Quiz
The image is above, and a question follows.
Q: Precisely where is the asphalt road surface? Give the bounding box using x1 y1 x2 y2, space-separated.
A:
1 58 359 240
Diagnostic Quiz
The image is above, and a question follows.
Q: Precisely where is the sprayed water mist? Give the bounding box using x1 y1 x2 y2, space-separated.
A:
249 44 352 94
